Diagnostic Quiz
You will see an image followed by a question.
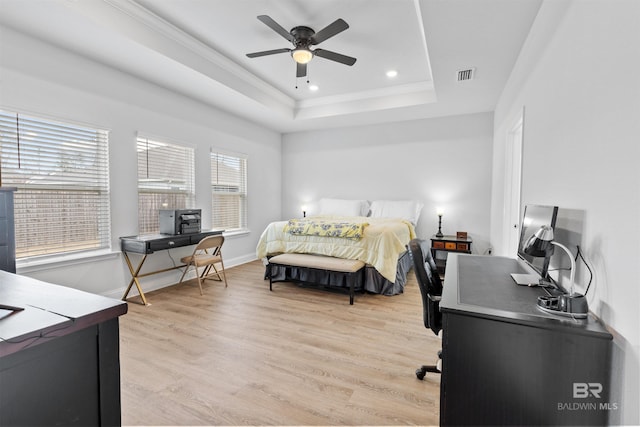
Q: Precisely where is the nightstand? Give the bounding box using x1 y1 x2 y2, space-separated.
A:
430 234 472 275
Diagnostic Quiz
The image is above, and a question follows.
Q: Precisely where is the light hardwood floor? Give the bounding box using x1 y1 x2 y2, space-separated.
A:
119 260 441 426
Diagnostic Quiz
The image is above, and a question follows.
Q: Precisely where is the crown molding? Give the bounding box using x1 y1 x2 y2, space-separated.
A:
60 0 439 124
81 0 295 110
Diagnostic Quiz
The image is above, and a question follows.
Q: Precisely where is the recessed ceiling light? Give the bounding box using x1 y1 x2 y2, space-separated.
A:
386 70 398 78
309 85 319 91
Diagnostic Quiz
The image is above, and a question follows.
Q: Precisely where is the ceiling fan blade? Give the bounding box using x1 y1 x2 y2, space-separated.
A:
296 62 307 78
314 49 357 66
246 48 291 58
257 15 294 43
310 19 349 45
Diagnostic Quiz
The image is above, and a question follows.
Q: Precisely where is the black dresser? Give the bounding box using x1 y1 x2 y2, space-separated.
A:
0 271 128 426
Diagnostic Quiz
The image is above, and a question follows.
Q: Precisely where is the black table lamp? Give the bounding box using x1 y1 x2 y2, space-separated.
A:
435 208 444 238
524 225 588 318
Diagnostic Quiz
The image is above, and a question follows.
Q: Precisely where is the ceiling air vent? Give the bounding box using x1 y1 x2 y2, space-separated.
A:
457 68 475 82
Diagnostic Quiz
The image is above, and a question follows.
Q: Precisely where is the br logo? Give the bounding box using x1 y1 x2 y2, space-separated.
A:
573 383 603 399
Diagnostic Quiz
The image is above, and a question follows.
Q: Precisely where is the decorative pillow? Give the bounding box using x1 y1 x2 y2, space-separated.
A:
318 198 369 217
369 200 424 224
284 218 368 240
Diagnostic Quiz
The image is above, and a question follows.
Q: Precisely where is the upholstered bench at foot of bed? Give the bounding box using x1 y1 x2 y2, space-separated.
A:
267 253 365 305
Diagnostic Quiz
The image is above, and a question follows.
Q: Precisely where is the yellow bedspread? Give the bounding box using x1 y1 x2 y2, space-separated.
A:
256 215 416 282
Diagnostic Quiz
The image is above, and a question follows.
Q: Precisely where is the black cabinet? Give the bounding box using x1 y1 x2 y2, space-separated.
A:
0 187 16 273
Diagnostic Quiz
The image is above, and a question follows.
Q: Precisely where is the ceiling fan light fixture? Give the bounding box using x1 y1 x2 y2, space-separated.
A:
247 16 355 80
292 48 313 64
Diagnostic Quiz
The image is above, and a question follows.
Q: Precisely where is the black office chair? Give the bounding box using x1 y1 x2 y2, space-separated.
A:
408 238 444 380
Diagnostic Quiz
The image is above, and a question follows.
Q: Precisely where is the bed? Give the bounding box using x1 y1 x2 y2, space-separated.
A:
256 199 421 295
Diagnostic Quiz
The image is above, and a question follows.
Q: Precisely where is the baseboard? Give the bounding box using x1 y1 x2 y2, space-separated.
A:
101 253 259 300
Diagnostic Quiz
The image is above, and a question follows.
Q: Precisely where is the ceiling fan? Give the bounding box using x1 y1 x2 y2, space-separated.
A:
246 15 357 79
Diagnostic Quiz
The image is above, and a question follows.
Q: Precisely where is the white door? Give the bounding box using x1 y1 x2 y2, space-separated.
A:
504 109 524 256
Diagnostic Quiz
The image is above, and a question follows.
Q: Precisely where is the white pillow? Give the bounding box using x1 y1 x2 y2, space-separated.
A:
369 200 424 224
318 198 369 217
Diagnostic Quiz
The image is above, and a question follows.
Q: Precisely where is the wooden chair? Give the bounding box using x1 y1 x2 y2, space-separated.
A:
178 235 227 294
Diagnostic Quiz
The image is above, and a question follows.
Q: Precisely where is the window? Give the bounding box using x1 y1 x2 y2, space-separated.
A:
211 151 247 232
137 136 195 234
0 110 110 259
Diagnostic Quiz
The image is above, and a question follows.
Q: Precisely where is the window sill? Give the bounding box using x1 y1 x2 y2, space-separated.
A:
223 229 250 239
16 249 120 274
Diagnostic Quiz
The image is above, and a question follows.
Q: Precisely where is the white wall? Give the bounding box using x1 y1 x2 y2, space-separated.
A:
282 113 494 253
491 1 640 424
0 27 282 297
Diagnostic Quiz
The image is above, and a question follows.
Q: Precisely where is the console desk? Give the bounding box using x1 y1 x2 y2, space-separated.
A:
0 271 128 426
440 254 613 426
120 229 223 305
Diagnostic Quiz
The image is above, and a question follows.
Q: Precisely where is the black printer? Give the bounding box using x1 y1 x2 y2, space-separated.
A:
159 209 201 235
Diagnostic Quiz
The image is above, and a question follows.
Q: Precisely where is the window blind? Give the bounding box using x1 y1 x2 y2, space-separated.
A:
137 136 195 234
0 110 111 259
211 151 247 231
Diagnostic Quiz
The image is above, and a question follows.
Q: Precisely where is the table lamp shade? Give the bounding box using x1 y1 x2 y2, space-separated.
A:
524 225 555 257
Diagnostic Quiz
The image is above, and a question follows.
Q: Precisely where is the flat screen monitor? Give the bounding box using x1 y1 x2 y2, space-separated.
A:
517 204 559 278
